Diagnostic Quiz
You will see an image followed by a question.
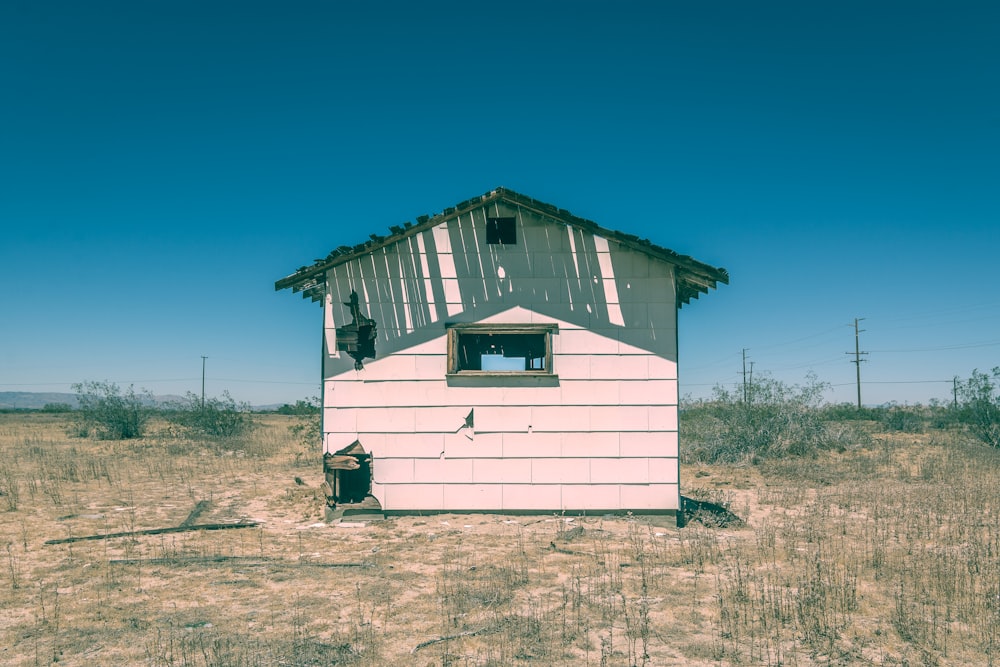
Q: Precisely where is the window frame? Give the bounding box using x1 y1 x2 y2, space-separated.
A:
446 323 557 377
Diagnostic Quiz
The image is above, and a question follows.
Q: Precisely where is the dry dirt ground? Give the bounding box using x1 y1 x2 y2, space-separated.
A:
0 413 998 666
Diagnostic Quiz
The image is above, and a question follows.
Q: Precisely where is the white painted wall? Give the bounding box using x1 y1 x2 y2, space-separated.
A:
322 203 680 512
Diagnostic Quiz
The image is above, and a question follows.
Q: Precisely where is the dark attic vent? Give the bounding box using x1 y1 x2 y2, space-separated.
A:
486 217 516 245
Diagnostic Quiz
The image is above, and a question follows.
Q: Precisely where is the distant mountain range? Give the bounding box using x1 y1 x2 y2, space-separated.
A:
0 392 284 412
0 392 81 410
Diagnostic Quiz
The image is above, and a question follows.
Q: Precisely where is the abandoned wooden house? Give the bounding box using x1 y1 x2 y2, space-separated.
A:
276 187 727 518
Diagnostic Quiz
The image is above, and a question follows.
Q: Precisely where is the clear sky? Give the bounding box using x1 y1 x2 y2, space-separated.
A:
2 1 998 407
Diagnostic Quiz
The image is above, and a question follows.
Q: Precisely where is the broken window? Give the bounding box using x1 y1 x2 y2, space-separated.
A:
447 323 556 375
336 291 377 370
486 217 516 245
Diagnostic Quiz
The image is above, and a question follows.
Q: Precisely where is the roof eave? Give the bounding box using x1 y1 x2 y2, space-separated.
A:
275 187 729 305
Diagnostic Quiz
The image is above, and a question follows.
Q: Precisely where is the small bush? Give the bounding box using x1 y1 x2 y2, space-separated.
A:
72 381 151 440
164 392 256 439
681 373 845 464
275 399 321 416
819 403 882 422
955 368 1000 448
40 402 74 413
287 398 321 465
880 406 925 433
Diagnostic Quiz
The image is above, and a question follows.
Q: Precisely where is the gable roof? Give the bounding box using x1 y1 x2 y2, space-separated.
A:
275 187 729 307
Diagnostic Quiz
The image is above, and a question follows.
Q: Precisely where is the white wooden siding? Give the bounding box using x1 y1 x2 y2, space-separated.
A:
322 204 681 512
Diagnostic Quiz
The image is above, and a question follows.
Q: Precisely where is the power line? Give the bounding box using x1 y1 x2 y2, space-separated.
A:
856 380 954 385
868 339 1000 353
0 377 317 387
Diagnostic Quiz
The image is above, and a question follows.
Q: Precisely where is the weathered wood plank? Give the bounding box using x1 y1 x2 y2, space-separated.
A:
45 521 259 545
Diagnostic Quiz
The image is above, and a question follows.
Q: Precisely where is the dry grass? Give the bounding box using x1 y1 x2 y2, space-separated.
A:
0 413 998 665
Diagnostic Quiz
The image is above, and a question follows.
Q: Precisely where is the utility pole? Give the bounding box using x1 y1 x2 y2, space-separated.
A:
953 376 959 408
845 319 868 409
742 348 750 404
201 356 208 408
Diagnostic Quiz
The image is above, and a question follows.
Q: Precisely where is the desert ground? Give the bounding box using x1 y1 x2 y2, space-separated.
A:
0 412 997 666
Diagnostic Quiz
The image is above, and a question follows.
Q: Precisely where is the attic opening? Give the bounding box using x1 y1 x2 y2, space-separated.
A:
446 323 556 375
486 217 516 245
323 441 372 505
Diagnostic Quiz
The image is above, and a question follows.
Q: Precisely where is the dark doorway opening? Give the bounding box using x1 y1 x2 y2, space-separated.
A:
323 441 372 504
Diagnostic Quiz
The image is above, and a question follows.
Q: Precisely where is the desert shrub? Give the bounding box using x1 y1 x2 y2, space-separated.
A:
874 404 926 433
72 380 151 440
164 391 256 438
40 402 74 413
287 398 321 465
275 399 321 416
925 399 965 430
819 403 882 422
954 368 1000 448
681 374 843 464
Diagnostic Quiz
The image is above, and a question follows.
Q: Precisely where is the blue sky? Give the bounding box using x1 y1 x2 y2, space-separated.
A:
1 1 997 406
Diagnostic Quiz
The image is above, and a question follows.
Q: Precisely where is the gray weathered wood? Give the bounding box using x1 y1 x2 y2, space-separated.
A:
45 521 258 545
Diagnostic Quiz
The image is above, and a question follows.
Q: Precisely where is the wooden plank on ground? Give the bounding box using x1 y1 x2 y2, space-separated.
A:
45 521 259 545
